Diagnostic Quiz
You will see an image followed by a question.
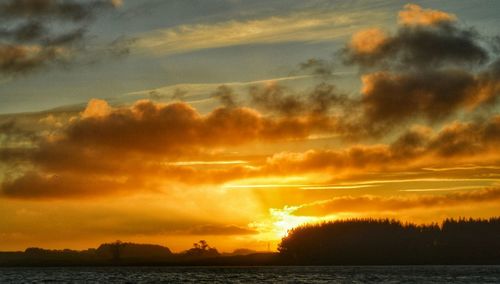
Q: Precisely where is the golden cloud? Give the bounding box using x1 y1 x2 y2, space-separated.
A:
291 187 500 217
398 4 456 26
349 28 387 54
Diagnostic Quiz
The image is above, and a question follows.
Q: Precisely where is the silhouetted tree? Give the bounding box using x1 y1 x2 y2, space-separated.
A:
278 218 500 264
184 240 220 258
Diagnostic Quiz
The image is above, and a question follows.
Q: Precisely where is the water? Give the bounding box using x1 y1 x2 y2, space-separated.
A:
1 266 500 283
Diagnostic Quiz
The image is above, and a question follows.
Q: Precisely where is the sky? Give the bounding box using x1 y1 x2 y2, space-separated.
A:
0 0 500 252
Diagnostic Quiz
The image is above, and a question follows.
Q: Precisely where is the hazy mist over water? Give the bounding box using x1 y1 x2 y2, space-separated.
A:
1 266 500 283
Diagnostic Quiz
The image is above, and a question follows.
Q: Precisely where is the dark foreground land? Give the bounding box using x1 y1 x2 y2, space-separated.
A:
1 218 500 266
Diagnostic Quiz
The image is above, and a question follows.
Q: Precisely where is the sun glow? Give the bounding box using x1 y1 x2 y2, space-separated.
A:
270 208 315 237
250 206 330 243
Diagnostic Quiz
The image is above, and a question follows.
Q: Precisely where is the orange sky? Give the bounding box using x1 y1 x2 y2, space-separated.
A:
0 3 499 252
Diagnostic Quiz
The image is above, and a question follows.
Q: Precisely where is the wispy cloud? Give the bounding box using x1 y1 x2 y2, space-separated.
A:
291 187 500 217
136 9 386 55
123 74 318 101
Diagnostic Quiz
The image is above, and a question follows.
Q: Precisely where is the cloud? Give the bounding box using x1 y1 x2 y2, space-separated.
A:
0 171 131 199
210 85 237 108
0 44 67 75
249 83 350 116
136 9 381 55
2 5 500 200
348 28 387 55
0 98 339 198
264 146 393 175
428 116 500 157
360 70 486 128
81 98 112 118
398 4 456 26
291 187 500 217
343 5 488 69
1 97 499 199
0 0 122 75
338 4 500 133
57 99 334 155
0 0 119 21
298 58 336 77
264 115 500 176
0 119 39 146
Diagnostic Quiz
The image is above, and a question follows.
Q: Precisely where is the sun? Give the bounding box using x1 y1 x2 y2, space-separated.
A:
270 207 316 238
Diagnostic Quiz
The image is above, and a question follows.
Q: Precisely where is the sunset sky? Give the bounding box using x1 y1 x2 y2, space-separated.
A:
1 0 500 252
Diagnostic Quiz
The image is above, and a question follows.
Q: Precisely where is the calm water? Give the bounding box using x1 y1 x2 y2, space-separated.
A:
1 266 500 283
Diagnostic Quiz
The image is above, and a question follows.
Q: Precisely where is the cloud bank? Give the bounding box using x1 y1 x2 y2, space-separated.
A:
0 0 123 75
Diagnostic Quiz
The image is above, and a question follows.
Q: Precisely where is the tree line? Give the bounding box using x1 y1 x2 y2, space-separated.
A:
278 218 500 264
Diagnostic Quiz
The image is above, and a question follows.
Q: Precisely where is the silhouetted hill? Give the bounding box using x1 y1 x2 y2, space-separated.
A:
1 248 100 266
96 241 173 261
278 218 500 265
0 240 278 266
222 248 260 256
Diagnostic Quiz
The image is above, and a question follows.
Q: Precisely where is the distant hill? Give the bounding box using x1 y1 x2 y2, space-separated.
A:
278 218 500 265
0 240 278 266
222 248 260 256
0 242 175 266
96 242 173 261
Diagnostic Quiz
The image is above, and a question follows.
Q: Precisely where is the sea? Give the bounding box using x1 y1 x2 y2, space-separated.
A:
1 265 500 283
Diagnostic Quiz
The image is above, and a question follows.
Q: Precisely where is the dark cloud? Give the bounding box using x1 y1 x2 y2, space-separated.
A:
0 147 31 163
428 117 500 157
307 83 353 115
343 9 489 69
391 115 500 159
211 85 237 108
0 0 120 21
249 84 302 115
105 36 135 57
171 88 188 101
249 83 350 116
0 119 39 146
264 146 394 176
338 5 500 134
1 171 131 199
264 115 500 176
0 21 46 42
0 0 122 75
381 116 500 160
299 58 335 77
360 70 478 130
0 44 63 74
389 126 429 158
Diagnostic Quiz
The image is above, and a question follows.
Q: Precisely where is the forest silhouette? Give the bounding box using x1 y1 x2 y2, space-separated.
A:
1 218 499 266
279 218 500 264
